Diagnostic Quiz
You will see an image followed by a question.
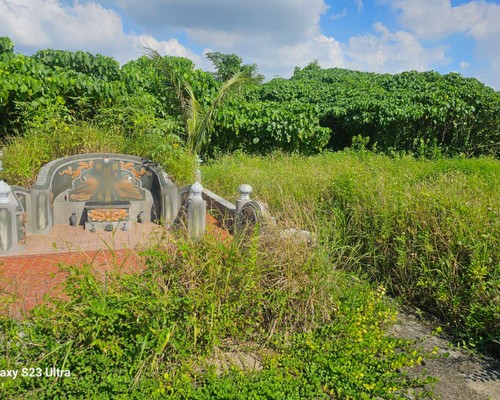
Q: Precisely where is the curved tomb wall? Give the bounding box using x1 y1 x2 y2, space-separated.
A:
29 153 179 234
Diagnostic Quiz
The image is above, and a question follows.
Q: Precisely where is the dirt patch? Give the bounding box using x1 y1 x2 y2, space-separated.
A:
204 340 267 375
388 311 500 400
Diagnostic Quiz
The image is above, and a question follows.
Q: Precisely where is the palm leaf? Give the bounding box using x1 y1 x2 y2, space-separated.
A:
147 47 259 154
193 69 257 153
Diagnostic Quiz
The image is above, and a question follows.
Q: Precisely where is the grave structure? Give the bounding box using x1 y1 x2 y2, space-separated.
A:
0 153 265 255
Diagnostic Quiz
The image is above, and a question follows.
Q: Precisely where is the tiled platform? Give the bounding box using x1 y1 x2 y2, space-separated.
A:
0 222 162 315
7 222 162 256
0 249 144 315
0 217 229 315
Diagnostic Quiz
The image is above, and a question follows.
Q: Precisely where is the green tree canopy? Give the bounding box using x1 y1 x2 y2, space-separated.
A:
206 51 264 83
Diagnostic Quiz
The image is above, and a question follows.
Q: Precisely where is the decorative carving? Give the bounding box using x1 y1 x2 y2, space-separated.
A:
120 161 152 178
88 208 129 222
59 161 94 179
69 160 144 202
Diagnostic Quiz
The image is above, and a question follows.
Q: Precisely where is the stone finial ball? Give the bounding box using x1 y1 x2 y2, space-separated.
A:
191 181 204 200
238 184 252 200
0 180 12 204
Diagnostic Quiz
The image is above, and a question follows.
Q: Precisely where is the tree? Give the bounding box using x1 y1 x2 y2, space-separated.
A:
0 37 14 54
206 51 264 83
0 37 14 62
148 49 259 154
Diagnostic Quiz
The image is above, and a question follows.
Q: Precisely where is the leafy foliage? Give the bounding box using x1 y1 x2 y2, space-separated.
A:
34 49 121 81
0 51 126 133
259 65 500 157
1 37 498 158
0 37 14 53
211 100 330 155
149 49 258 154
206 51 264 83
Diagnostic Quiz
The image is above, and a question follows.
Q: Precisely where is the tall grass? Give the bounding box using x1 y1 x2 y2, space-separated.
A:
203 151 500 344
0 120 196 187
1 229 434 398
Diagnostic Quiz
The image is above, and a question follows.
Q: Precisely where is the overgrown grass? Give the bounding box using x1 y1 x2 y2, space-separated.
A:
0 229 434 398
0 129 496 396
203 151 500 345
0 119 196 187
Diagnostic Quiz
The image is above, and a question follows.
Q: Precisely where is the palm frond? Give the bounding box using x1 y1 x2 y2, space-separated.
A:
147 46 258 154
193 69 257 153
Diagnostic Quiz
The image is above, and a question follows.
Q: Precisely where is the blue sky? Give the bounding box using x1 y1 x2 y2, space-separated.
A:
1 0 499 88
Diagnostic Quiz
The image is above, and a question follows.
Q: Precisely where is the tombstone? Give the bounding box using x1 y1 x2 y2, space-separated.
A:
1 153 267 255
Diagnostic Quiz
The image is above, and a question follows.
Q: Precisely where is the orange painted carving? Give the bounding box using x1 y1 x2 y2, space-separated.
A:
59 161 94 179
120 161 152 178
88 208 129 222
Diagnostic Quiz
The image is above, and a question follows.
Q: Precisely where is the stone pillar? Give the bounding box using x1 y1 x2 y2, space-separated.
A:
161 183 180 227
30 188 53 234
187 181 206 240
0 181 23 254
236 184 252 213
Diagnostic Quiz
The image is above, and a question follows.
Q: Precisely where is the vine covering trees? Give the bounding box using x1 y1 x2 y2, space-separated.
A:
0 37 498 158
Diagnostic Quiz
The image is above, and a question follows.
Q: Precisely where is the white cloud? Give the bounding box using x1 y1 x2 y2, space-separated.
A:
345 22 447 73
99 0 327 46
97 0 340 78
0 0 201 65
0 0 126 52
93 0 452 80
390 0 500 88
254 34 345 78
391 0 500 40
354 0 363 13
131 35 201 64
330 8 348 21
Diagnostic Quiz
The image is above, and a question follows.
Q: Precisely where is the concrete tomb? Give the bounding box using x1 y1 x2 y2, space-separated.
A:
0 153 265 255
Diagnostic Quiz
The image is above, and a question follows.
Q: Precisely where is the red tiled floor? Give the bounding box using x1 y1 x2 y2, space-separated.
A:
0 216 230 316
0 249 143 315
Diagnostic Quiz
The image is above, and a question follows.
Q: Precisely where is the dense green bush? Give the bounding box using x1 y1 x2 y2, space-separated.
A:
33 49 121 81
259 65 500 157
2 37 498 158
211 100 330 155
